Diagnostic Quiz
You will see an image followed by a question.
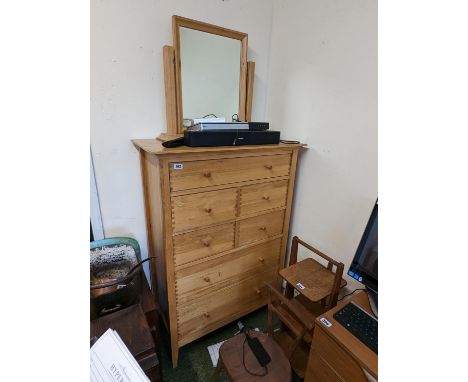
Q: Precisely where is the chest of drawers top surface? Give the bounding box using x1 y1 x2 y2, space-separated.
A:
132 139 306 157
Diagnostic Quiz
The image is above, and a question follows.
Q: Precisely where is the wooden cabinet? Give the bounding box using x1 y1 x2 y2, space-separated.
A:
133 140 304 367
305 292 377 382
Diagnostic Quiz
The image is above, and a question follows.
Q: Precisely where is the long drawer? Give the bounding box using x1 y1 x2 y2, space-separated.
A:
177 269 278 346
169 154 291 192
173 222 235 267
239 180 288 216
312 326 368 382
238 210 285 246
175 238 281 300
307 349 345 382
171 188 237 233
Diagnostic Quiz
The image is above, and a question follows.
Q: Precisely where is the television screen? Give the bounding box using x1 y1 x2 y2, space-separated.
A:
348 201 378 292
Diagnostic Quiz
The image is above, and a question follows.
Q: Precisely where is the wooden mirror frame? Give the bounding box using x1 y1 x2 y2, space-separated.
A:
172 15 249 133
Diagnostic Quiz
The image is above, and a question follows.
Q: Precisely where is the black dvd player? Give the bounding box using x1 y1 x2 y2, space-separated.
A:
183 129 280 147
248 122 269 131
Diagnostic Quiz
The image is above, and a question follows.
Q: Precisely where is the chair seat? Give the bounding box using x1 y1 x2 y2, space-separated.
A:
217 331 291 381
279 258 347 302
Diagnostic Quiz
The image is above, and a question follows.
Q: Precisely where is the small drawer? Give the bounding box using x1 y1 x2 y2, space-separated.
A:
175 238 281 300
177 269 277 346
173 222 235 267
239 180 288 216
171 188 237 233
169 154 291 192
238 210 285 246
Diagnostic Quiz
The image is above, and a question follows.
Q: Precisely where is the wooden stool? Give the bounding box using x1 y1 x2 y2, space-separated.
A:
211 331 291 381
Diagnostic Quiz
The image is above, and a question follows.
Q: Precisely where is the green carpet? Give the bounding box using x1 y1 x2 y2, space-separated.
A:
158 307 303 381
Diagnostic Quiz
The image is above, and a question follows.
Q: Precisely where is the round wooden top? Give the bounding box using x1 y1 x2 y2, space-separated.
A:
219 331 291 381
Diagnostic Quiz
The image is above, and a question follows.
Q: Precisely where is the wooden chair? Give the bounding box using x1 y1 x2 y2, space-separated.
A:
265 236 347 378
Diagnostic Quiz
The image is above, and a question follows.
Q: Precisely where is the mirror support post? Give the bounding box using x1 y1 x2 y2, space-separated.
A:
245 61 255 122
157 45 182 142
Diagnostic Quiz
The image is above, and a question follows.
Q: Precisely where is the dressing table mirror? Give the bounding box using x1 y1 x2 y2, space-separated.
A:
159 16 255 140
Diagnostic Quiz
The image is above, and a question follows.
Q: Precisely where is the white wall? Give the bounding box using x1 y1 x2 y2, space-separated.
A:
91 0 274 270
267 0 377 290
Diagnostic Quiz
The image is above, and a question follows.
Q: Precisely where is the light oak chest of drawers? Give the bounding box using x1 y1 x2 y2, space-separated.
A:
133 139 304 367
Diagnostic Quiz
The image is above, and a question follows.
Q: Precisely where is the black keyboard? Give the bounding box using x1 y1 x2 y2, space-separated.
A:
333 302 378 354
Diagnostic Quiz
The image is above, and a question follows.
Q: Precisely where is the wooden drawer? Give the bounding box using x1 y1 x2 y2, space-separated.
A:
171 188 237 233
177 269 278 346
175 238 281 300
173 222 235 267
306 349 344 382
238 210 285 246
169 154 291 192
312 326 367 382
239 180 288 216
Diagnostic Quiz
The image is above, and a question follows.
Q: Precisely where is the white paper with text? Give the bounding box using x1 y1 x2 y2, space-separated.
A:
90 328 149 382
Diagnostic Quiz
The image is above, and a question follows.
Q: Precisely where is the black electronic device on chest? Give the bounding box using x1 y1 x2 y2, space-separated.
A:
248 122 269 131
184 130 280 147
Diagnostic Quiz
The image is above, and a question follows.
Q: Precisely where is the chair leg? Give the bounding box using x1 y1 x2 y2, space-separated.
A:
286 328 307 360
211 358 223 382
285 284 294 299
267 304 273 337
320 295 329 310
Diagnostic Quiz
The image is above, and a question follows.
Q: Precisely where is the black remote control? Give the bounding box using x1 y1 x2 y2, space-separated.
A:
162 136 184 148
245 332 271 367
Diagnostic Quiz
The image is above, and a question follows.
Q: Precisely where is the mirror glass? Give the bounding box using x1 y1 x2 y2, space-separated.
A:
179 27 241 122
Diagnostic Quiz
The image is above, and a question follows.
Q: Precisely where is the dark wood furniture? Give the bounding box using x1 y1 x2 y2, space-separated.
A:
305 291 377 382
211 331 291 382
139 274 160 342
266 236 347 378
90 276 161 382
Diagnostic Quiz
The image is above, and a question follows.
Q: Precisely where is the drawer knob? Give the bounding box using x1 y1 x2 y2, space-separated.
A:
256 288 262 295
264 164 273 170
203 240 211 247
204 207 212 213
203 171 212 178
262 196 270 201
204 312 210 318
259 226 267 231
203 276 211 282
258 257 265 263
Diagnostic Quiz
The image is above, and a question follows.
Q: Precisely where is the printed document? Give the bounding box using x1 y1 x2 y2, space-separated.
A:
90 328 149 382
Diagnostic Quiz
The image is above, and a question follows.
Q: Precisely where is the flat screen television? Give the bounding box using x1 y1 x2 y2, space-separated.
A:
348 200 378 312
